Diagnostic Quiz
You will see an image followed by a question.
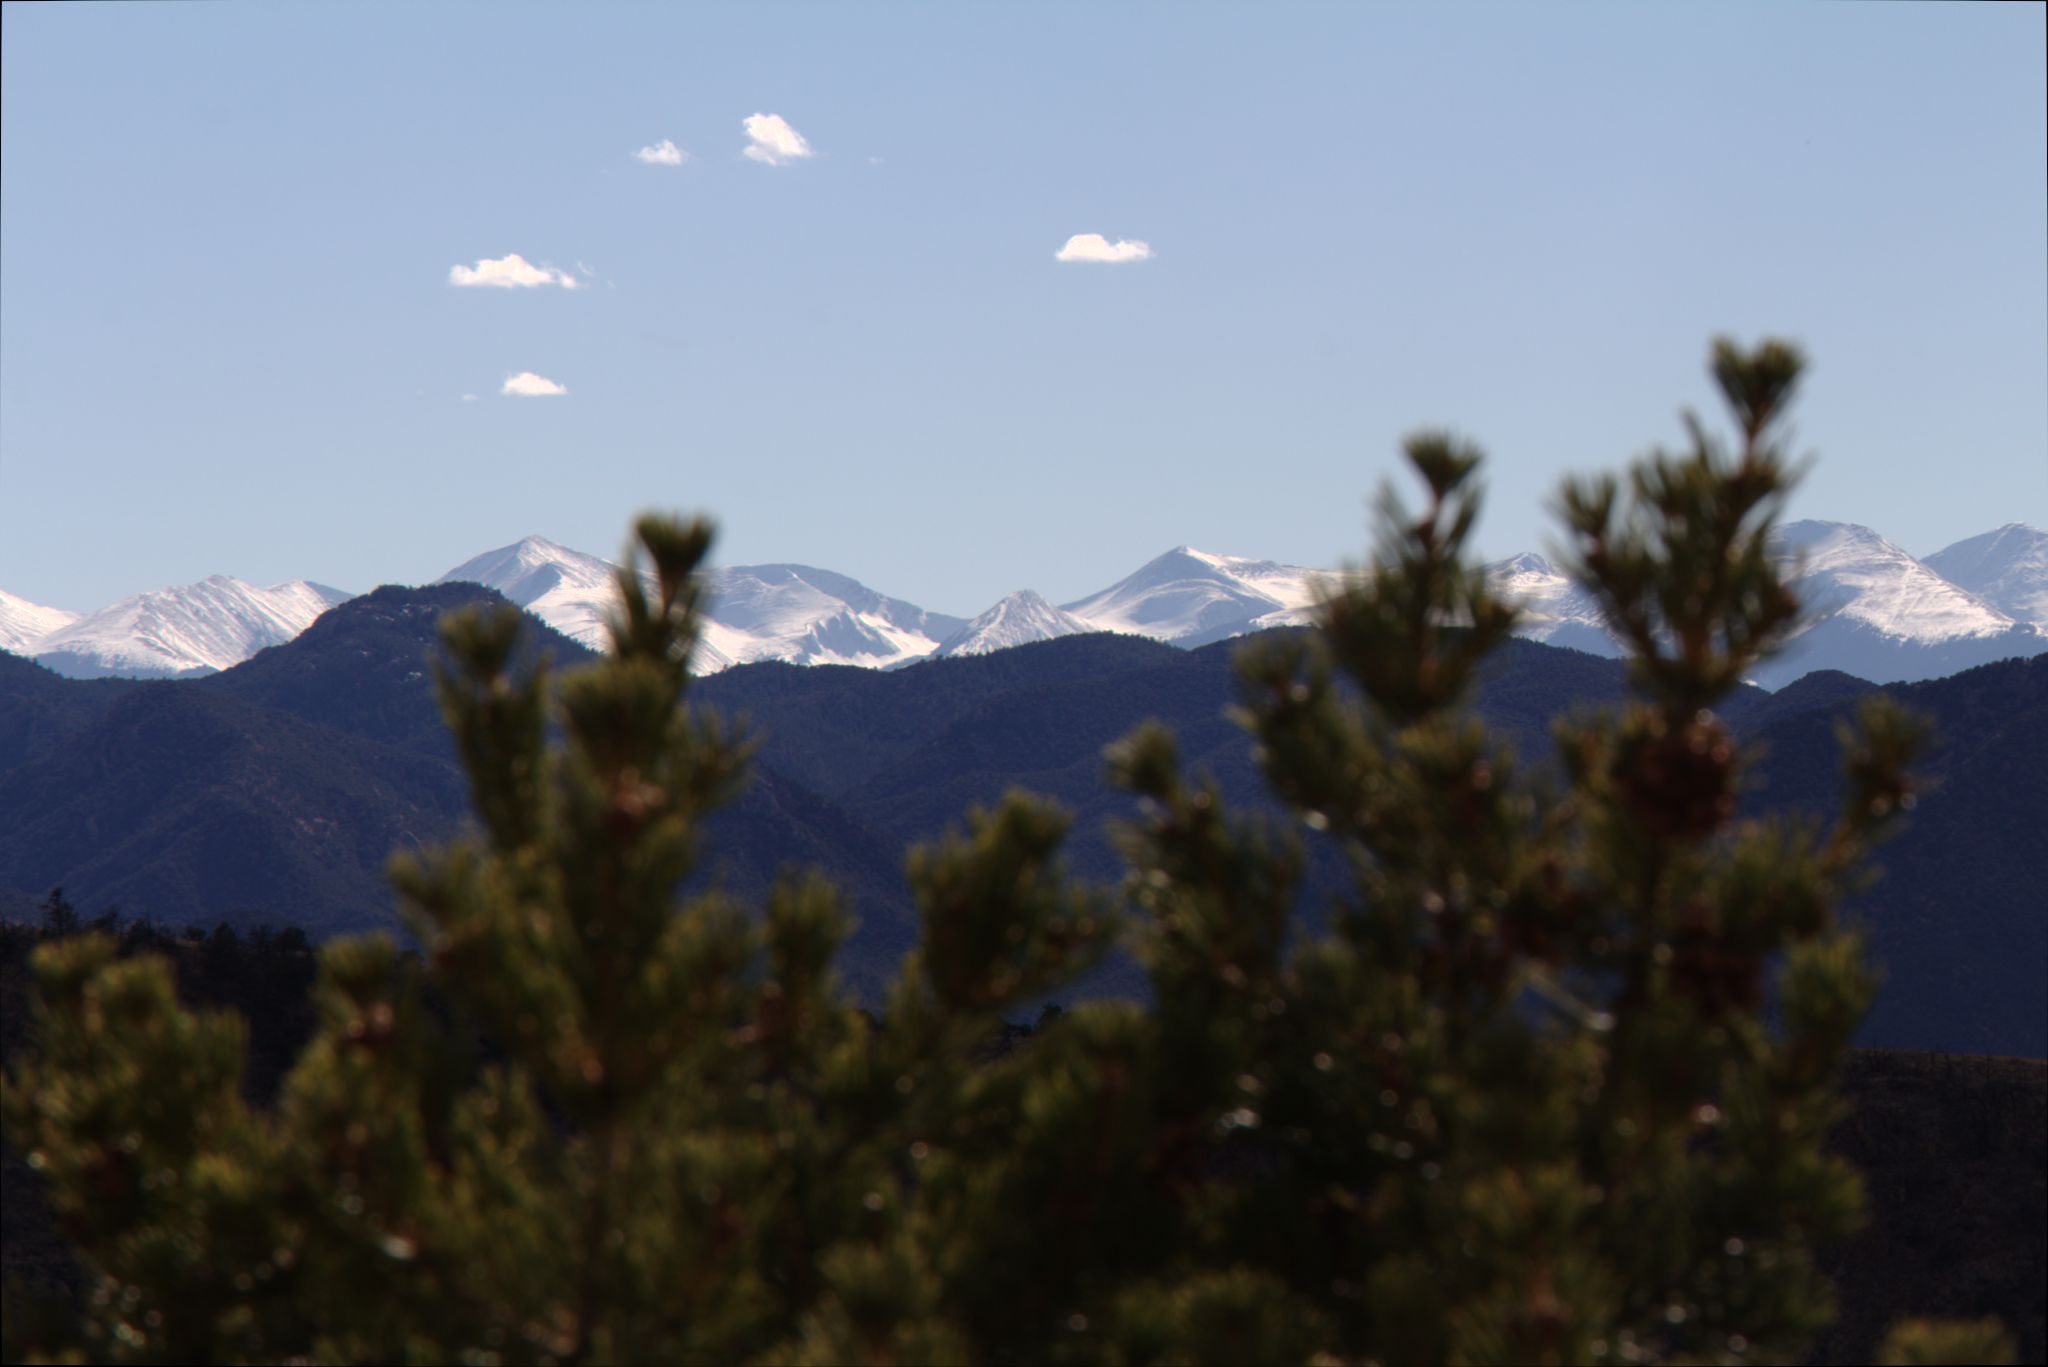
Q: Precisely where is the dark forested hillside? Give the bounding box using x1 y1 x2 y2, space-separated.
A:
0 654 138 771
0 681 470 940
691 632 1186 797
1739 657 2048 1054
0 592 919 984
199 582 579 754
3 614 2043 1051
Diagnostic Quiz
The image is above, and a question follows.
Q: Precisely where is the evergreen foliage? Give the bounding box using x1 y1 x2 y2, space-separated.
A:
2 340 2013 1364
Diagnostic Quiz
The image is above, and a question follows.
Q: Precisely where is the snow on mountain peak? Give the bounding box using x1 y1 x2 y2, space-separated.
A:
1770 520 2013 643
1491 551 1557 578
1060 547 1332 647
436 537 634 651
11 517 2043 686
698 564 966 670
1483 554 1623 657
29 577 353 679
1924 523 2048 628
437 540 967 673
938 590 1098 658
0 589 82 656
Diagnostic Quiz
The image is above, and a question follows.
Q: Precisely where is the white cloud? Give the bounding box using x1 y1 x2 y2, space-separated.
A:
449 253 581 289
634 139 687 167
460 393 480 402
502 372 568 398
742 113 815 166
1054 233 1154 264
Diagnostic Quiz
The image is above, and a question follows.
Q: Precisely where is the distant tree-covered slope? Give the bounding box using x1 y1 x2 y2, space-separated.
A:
0 682 470 940
691 631 1185 797
199 581 585 754
0 588 921 986
1739 656 2048 1054
1814 1050 2048 1366
702 640 2044 1051
2 608 2041 1049
0 653 138 771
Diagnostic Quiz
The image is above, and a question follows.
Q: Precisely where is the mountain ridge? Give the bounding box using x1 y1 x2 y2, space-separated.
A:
3 599 2039 1055
938 590 1098 658
8 520 2045 687
21 577 352 680
1923 522 2048 628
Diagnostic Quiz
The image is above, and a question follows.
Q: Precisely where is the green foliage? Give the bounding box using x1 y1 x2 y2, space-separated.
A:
1878 1317 2018 1366
3 340 2009 1364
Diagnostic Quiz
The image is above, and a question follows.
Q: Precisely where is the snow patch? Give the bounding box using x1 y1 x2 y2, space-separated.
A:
1924 523 2048 629
1772 521 2014 644
30 577 353 678
0 590 81 657
437 537 965 673
939 590 1099 657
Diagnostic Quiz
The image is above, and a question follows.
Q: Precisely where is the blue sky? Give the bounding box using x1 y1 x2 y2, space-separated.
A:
3 1 2043 617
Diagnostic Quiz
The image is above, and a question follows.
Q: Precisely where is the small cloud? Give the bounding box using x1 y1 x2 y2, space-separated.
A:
1054 233 1153 264
742 112 815 166
460 393 480 402
633 138 687 167
575 261 597 278
450 253 581 289
502 372 568 398
868 155 885 166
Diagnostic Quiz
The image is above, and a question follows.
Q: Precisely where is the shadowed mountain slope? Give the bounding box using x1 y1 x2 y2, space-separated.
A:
0 682 468 940
0 588 921 989
0 653 140 771
1739 656 2048 1054
3 609 2041 1047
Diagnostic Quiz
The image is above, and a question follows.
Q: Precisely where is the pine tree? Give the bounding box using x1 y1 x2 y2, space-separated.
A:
3 339 2011 1365
37 887 78 938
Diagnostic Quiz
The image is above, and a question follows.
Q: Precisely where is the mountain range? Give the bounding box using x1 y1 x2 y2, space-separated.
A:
2 578 350 679
1 584 2040 1055
4 522 2043 689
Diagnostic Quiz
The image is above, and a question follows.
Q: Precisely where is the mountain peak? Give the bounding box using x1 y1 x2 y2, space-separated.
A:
510 533 587 561
938 590 1096 658
1061 547 1327 648
8 517 2044 684
1489 551 1559 579
27 577 353 679
1772 519 1890 554
0 589 83 657
438 538 966 670
1925 523 2048 628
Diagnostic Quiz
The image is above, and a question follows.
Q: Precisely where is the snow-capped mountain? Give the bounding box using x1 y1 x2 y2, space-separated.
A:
12 519 2045 686
1053 545 1630 658
436 536 968 673
1924 523 2048 629
1757 521 2045 687
938 591 1098 658
1483 553 1624 657
430 530 2044 684
1776 521 2013 641
0 590 80 657
1477 525 2048 684
697 564 967 671
436 536 632 653
28 577 353 679
1058 547 1334 649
